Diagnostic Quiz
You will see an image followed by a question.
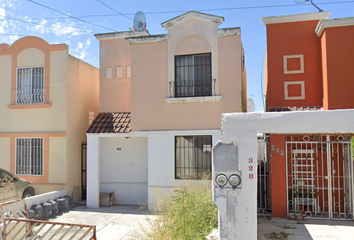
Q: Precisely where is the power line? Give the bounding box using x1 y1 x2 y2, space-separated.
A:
27 0 118 32
0 33 28 37
29 0 354 21
0 14 91 34
96 0 133 21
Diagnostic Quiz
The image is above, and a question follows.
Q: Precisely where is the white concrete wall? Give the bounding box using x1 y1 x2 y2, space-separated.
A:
25 189 66 209
147 131 221 210
99 137 148 205
217 109 354 240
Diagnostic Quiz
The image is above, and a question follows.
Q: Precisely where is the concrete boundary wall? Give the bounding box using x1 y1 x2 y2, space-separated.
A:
216 109 354 240
25 189 67 209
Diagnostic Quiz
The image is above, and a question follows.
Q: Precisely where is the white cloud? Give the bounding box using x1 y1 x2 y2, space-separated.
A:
0 0 18 8
51 22 80 36
71 37 92 60
34 19 48 34
0 7 6 19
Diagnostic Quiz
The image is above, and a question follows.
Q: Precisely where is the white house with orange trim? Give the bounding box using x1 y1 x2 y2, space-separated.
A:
86 11 247 209
0 36 99 201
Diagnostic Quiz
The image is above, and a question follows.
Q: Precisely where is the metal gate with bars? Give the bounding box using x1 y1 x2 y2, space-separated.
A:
81 143 87 200
257 135 271 215
286 135 354 220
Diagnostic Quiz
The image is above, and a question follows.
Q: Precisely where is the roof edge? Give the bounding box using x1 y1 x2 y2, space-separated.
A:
315 17 354 37
126 34 167 44
161 11 224 30
262 11 331 25
218 27 241 36
95 30 149 40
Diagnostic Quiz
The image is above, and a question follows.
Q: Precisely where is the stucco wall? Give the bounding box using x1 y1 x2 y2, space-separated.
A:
320 26 354 110
17 48 44 66
33 137 67 195
66 56 99 200
99 38 131 112
130 34 242 131
0 138 11 171
0 50 68 133
265 20 323 109
48 137 67 184
99 137 148 205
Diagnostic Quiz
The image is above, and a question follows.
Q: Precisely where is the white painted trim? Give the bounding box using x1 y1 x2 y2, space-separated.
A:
126 35 167 44
94 30 148 40
218 28 241 36
87 129 221 138
283 54 304 74
162 11 224 30
262 11 330 25
222 109 354 139
315 17 354 37
284 81 305 100
165 95 222 103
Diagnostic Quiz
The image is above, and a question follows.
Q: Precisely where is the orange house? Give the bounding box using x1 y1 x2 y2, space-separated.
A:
262 12 354 220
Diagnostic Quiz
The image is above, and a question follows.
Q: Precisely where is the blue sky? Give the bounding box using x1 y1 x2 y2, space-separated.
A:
1 0 354 111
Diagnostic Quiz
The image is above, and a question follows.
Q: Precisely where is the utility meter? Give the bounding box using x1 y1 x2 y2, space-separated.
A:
215 174 228 187
229 174 241 188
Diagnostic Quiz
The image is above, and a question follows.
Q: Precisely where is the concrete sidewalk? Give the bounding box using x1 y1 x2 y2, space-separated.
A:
48 205 156 240
49 205 354 239
258 216 354 240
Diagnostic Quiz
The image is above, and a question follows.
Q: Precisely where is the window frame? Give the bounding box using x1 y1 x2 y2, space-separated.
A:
16 66 45 105
174 53 212 98
175 135 212 180
15 137 44 177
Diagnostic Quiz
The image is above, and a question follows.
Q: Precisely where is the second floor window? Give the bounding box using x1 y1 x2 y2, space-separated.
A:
16 67 45 104
175 53 212 97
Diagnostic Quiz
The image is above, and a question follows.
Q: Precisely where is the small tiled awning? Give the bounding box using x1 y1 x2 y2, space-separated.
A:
268 106 323 112
87 112 131 133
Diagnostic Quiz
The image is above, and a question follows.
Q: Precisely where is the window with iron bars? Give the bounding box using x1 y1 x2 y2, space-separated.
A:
15 67 45 104
16 138 44 176
174 53 212 97
175 135 212 180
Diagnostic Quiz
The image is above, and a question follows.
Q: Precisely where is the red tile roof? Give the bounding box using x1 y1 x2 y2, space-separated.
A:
87 112 131 133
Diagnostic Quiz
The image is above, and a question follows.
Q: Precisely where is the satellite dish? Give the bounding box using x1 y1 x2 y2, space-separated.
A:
294 0 323 11
133 11 147 32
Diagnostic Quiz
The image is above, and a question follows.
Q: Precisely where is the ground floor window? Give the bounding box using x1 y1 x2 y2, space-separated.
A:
16 138 44 176
175 135 212 180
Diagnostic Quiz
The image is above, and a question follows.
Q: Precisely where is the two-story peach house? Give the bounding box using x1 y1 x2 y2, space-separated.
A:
0 36 99 201
86 11 247 209
262 12 354 220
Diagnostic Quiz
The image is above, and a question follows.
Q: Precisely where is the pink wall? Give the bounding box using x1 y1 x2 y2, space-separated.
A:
129 34 242 131
99 38 131 112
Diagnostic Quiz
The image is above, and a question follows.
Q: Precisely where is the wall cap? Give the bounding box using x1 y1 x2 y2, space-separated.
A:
262 11 330 25
315 17 354 36
161 11 224 30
